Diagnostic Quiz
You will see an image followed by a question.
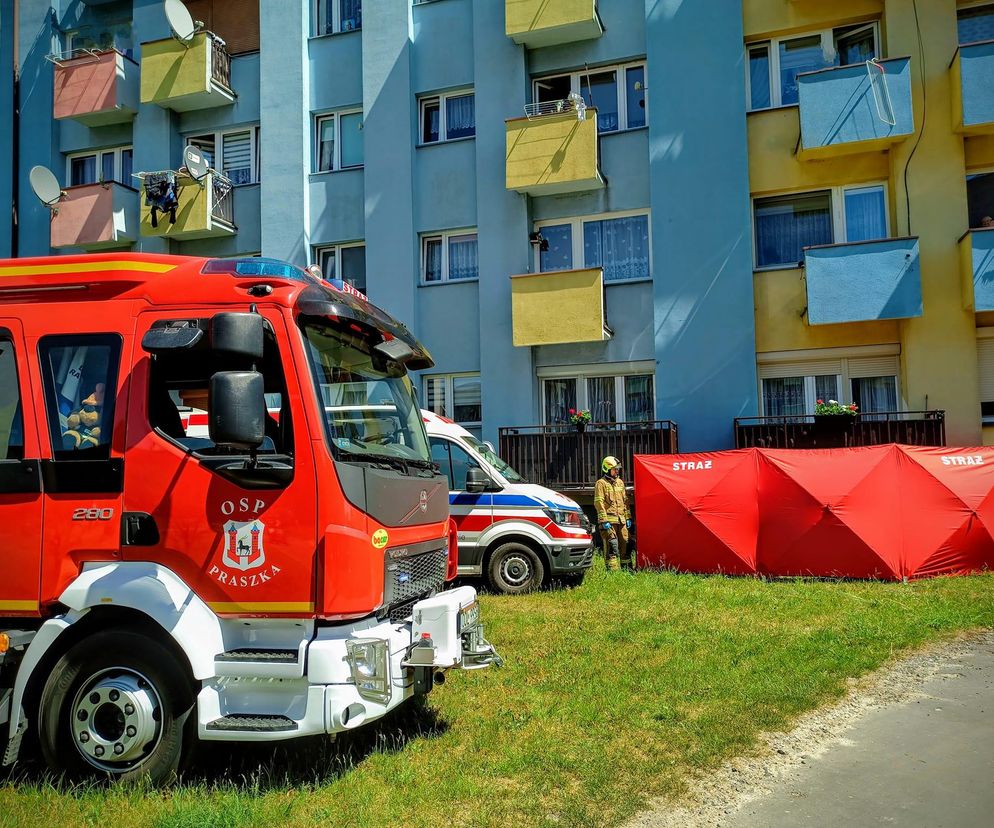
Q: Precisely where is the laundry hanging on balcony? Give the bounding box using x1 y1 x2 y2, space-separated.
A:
142 172 179 228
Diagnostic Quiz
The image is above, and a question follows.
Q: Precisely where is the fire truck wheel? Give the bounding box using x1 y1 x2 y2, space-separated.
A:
487 542 545 594
38 629 195 784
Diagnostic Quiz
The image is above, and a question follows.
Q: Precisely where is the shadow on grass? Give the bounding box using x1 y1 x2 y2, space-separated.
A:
2 697 449 794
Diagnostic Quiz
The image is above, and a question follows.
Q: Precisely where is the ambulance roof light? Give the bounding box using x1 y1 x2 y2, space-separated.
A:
201 258 310 282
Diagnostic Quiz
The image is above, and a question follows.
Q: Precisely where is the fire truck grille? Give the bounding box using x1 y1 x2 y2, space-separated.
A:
383 545 448 613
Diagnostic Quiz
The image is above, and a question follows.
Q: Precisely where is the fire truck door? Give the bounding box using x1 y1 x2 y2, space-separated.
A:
123 310 318 616
0 322 44 616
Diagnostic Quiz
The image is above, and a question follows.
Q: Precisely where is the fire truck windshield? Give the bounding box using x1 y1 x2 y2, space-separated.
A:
301 320 432 467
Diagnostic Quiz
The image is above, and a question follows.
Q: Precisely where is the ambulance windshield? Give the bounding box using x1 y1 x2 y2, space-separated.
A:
301 320 432 468
464 435 526 483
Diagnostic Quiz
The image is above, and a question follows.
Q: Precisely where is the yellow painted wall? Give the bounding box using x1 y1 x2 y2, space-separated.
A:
884 0 978 444
965 134 994 169
743 0 882 40
505 0 597 39
983 425 994 445
505 113 602 195
140 177 209 238
140 34 209 104
511 268 607 347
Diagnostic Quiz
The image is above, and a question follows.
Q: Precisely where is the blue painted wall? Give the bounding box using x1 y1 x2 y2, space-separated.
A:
645 0 757 451
0 0 14 256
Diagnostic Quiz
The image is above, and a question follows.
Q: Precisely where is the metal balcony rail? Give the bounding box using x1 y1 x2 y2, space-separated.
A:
211 174 234 224
733 410 946 449
498 420 678 491
209 33 232 90
524 92 587 121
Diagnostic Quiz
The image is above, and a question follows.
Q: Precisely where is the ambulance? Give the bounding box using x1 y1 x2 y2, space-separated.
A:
422 410 593 593
0 254 500 783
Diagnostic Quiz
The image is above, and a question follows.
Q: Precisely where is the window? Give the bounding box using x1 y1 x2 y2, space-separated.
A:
423 373 482 435
534 62 646 133
959 4 994 45
430 437 480 491
539 367 655 425
967 171 994 229
534 212 650 282
0 335 24 461
977 331 994 422
67 21 133 59
758 354 900 416
421 230 478 282
747 23 879 110
753 184 888 268
314 111 363 172
39 335 121 458
66 146 133 187
313 242 367 293
316 0 362 35
419 91 475 144
188 127 260 185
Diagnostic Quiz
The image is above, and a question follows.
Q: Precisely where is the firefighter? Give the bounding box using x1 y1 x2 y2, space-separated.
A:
595 456 632 571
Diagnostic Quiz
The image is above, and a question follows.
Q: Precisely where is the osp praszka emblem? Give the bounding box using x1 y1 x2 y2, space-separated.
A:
222 520 266 571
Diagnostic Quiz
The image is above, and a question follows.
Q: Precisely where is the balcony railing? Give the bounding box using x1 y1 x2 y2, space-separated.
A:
139 171 236 241
796 57 914 160
210 34 232 89
505 0 603 49
734 411 945 450
140 31 235 112
498 421 678 492
951 40 994 135
48 48 138 126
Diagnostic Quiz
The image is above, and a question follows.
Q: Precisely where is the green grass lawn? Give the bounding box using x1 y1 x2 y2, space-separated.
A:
2 567 993 828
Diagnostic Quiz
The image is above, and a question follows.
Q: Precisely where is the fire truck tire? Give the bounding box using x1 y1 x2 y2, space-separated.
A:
38 629 195 784
487 542 545 594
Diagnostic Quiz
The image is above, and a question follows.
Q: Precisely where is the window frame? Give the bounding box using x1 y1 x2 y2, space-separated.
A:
420 228 479 284
65 146 133 188
532 60 647 133
186 126 261 186
311 241 367 292
422 372 482 431
532 209 653 282
537 362 656 425
751 182 890 270
417 89 475 145
745 22 881 112
313 109 364 173
314 0 363 36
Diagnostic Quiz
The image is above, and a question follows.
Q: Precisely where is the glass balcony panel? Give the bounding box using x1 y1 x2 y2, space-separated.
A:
961 229 994 311
952 42 994 135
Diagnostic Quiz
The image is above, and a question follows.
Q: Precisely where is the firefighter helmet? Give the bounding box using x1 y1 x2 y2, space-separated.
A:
602 455 621 475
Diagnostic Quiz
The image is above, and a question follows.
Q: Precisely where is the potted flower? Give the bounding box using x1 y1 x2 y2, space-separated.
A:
569 408 592 433
813 399 857 444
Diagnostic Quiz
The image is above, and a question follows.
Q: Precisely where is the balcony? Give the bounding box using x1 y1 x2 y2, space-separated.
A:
734 411 946 450
50 182 138 250
796 57 914 160
804 237 922 325
510 268 611 346
952 40 994 135
505 0 603 49
50 49 138 127
499 421 678 493
140 32 234 112
506 108 604 196
960 228 994 311
139 173 235 241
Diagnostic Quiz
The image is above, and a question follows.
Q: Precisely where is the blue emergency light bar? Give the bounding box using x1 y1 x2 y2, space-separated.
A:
201 257 311 281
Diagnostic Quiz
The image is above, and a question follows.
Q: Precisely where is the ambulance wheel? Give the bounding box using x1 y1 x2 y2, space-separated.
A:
38 629 195 784
487 542 545 594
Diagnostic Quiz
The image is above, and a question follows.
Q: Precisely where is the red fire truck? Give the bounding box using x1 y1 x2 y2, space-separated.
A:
0 253 500 782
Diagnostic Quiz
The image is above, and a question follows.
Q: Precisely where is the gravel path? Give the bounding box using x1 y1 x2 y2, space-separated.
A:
625 630 994 828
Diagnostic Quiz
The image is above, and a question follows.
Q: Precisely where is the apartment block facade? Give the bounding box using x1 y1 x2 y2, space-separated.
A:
3 0 993 455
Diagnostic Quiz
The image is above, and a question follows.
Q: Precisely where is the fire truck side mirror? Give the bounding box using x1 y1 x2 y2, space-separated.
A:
209 371 266 450
211 312 264 361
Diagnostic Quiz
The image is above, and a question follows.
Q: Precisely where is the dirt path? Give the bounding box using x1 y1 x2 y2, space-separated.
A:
626 630 994 828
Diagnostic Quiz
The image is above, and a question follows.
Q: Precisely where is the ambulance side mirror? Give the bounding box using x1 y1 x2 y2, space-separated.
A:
211 312 264 361
465 466 493 494
209 371 266 450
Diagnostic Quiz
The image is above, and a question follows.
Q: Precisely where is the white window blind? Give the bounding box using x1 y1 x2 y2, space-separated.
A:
847 356 899 379
222 132 252 184
978 338 994 403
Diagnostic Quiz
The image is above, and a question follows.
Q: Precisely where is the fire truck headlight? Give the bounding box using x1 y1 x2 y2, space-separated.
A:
346 638 390 703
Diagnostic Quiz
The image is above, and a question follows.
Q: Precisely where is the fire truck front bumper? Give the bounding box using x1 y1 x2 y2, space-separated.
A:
313 585 500 735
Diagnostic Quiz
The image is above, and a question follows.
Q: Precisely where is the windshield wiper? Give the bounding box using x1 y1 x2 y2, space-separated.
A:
335 448 436 476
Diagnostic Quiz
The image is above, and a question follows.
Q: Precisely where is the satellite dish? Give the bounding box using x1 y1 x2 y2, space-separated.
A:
164 0 198 43
183 144 210 180
29 166 64 209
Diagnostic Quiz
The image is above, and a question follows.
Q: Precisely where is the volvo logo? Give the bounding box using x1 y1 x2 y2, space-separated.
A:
419 490 429 512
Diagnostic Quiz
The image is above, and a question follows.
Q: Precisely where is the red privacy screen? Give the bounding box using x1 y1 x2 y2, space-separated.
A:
634 446 994 580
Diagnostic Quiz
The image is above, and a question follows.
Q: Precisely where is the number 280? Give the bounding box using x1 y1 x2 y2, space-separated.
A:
72 508 115 521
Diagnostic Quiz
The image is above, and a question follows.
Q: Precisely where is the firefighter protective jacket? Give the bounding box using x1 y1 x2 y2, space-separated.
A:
594 475 629 524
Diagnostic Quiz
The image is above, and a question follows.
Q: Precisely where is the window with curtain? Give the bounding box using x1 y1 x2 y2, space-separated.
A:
70 156 96 187
423 237 443 282
445 94 475 140
749 45 772 110
544 379 577 425
424 376 446 415
762 377 806 417
851 375 897 415
340 245 366 293
587 377 616 423
339 112 363 168
340 0 362 31
539 224 573 272
534 62 645 131
68 147 132 187
779 35 828 105
222 131 252 185
421 98 440 143
583 214 650 281
317 116 335 171
624 375 653 422
754 191 832 268
121 149 133 184
580 70 619 132
626 66 646 129
452 375 482 424
542 372 654 424
448 234 478 280
421 230 478 283
958 5 994 45
843 186 887 242
317 0 361 34
835 24 877 65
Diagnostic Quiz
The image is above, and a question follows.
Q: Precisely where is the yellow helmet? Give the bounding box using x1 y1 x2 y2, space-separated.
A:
601 455 621 474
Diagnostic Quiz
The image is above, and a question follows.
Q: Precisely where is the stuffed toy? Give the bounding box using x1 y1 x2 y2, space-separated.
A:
63 383 105 450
